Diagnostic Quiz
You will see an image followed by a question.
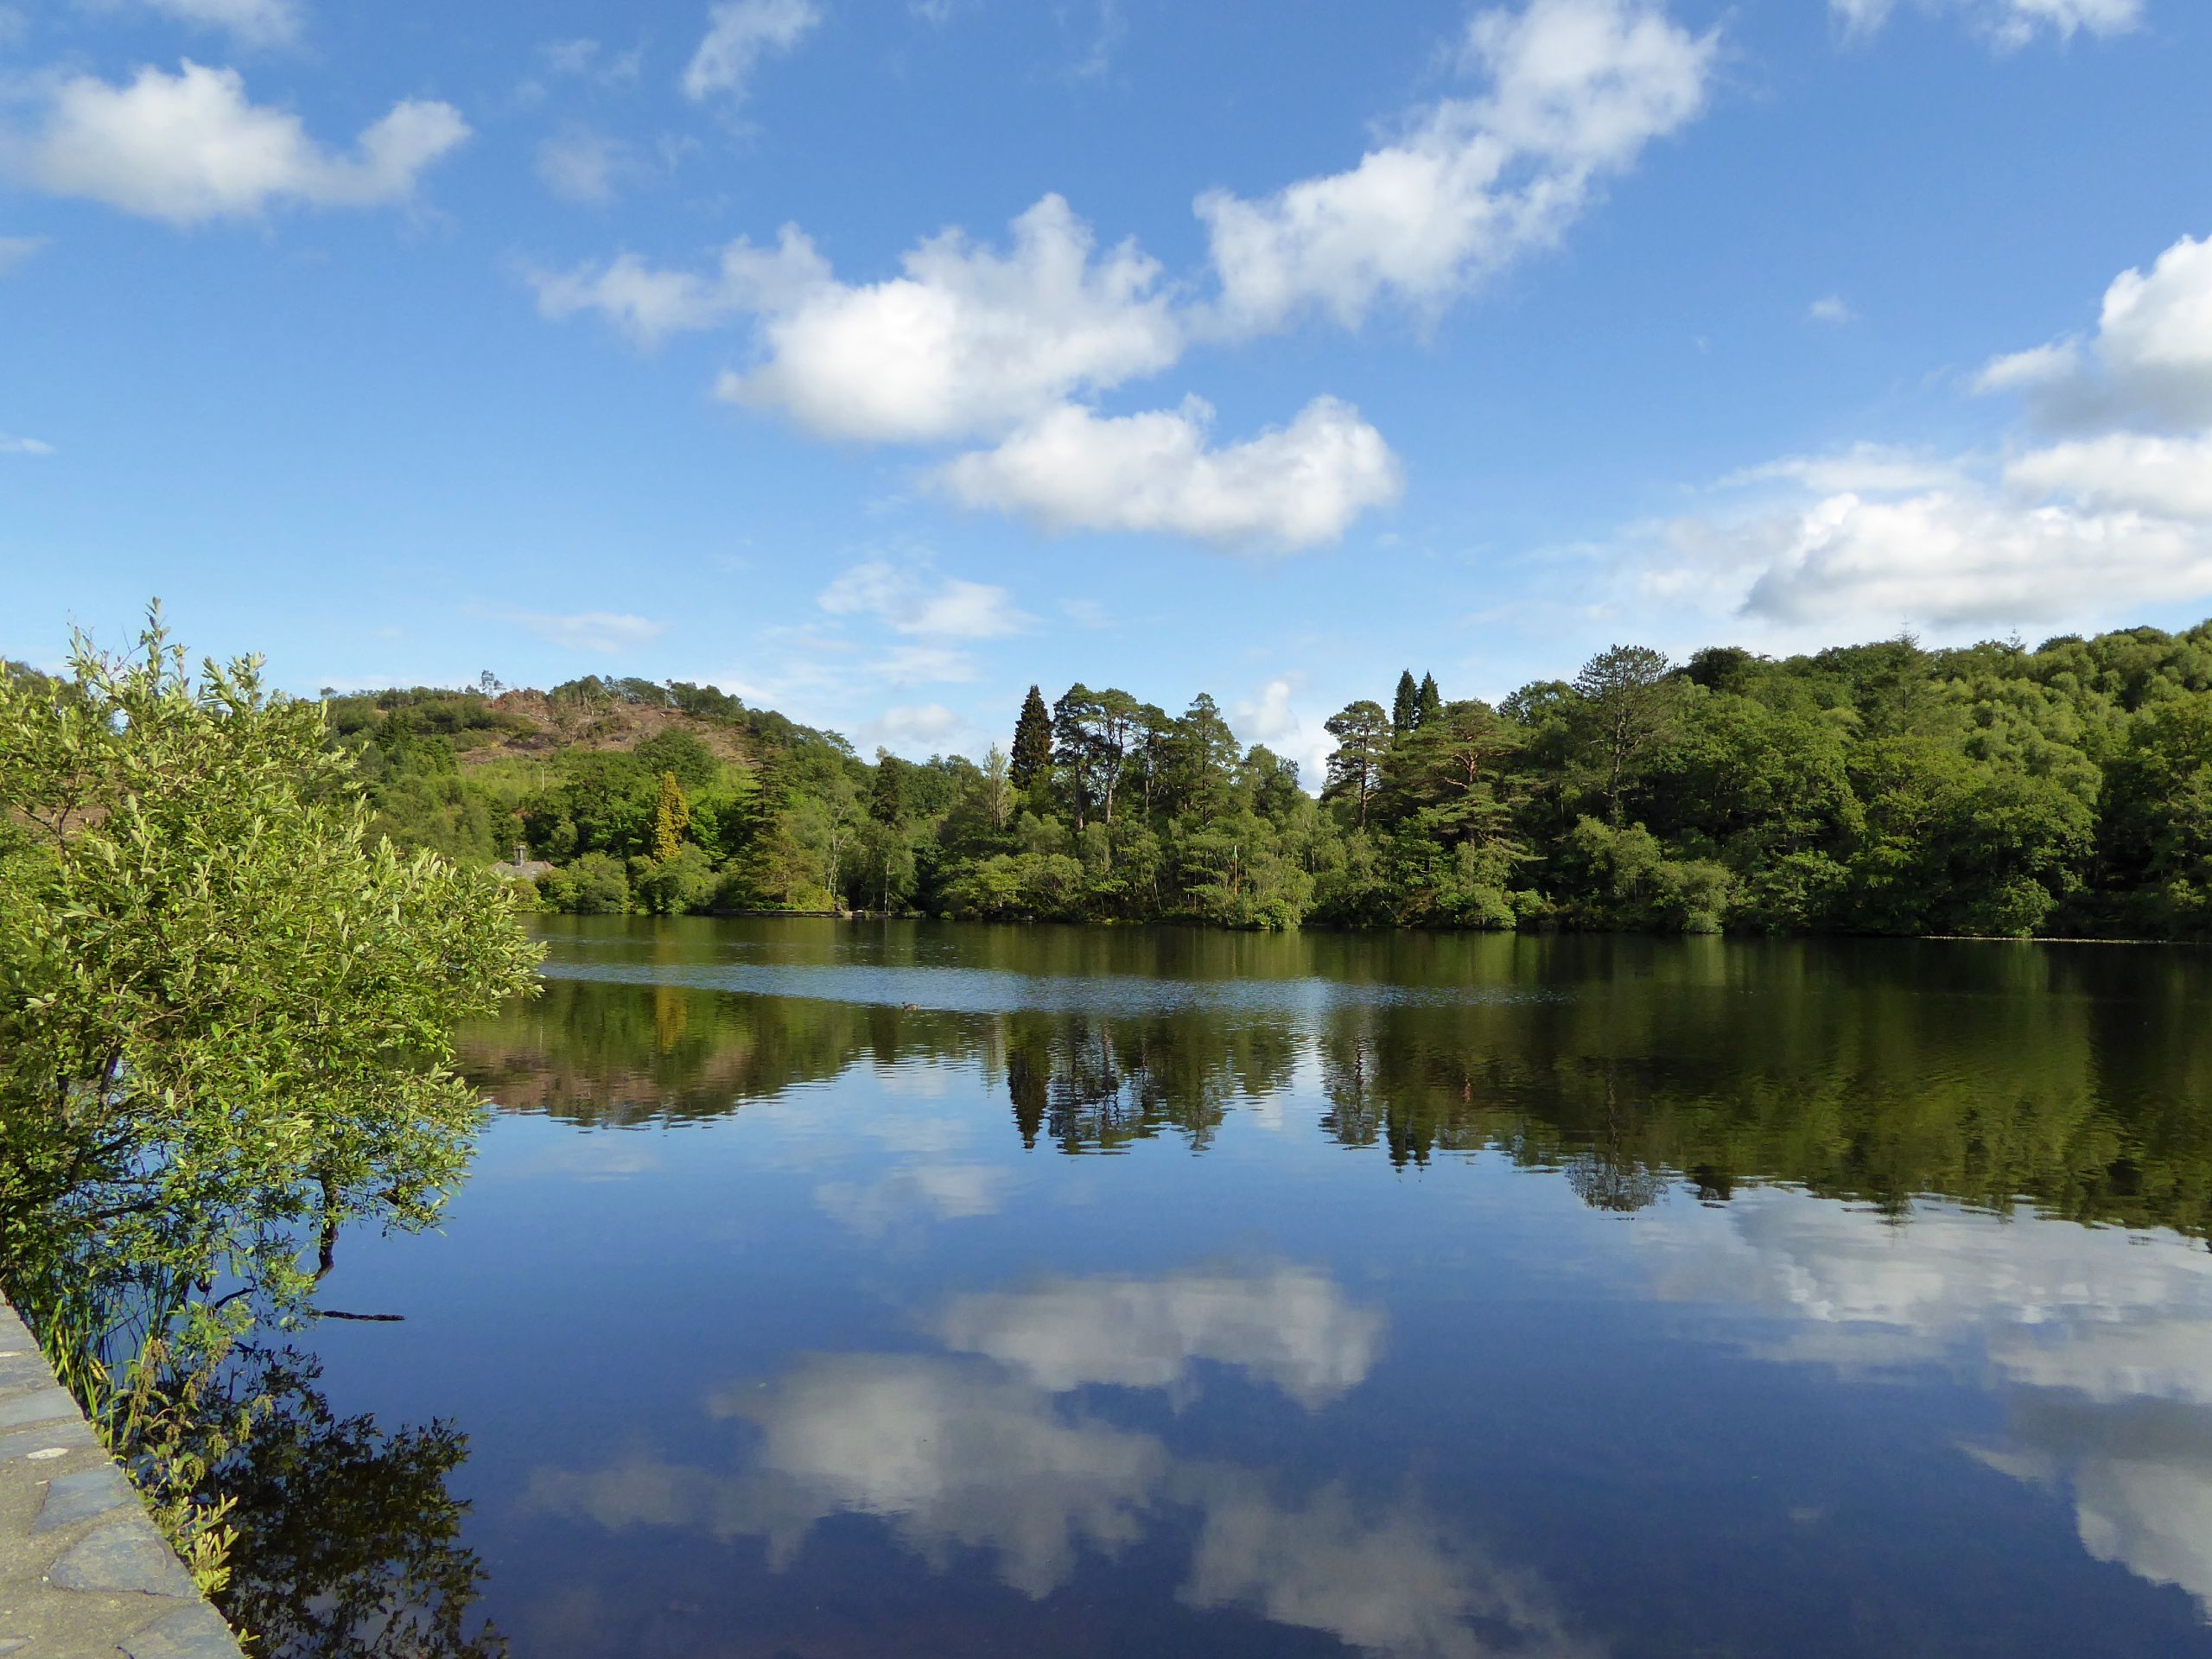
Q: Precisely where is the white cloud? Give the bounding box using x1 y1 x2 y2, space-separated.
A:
866 702 964 744
1651 489 2212 633
0 235 43 273
1979 233 2212 429
2005 432 2212 522
1231 677 1333 789
537 195 1182 445
716 195 1182 442
535 126 641 207
9 60 468 226
1613 235 2212 643
1194 0 1716 333
936 1267 1387 1409
938 396 1402 550
1720 443 1964 496
107 0 304 48
870 646 979 687
529 236 799 346
1808 295 1855 325
817 560 1031 637
0 434 55 456
682 0 822 102
1832 0 2141 48
1974 340 2082 395
504 609 666 653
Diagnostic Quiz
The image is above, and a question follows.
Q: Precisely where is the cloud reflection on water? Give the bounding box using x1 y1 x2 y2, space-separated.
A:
526 1264 1591 1657
1647 1191 2212 1615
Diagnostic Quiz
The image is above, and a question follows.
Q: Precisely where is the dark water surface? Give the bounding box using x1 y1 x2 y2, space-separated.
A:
294 919 2212 1657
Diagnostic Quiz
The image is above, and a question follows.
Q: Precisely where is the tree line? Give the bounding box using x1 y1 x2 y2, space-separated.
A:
344 619 2212 938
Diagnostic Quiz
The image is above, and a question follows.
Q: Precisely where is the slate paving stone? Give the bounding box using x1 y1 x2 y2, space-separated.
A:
48 1519 198 1599
34 1464 135 1533
122 1605 244 1658
0 1353 49 1392
0 1425 80 1463
0 1389 77 1431
0 1298 243 1657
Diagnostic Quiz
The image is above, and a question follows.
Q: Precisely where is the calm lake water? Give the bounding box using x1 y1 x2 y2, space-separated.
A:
283 919 2212 1658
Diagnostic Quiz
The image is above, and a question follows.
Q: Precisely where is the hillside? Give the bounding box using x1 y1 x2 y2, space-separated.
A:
340 620 2212 940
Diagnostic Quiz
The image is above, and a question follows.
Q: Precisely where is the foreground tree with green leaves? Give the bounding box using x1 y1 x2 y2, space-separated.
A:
0 614 540 1597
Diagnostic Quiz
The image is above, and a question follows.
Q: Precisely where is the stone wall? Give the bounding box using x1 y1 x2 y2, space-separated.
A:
0 1299 243 1658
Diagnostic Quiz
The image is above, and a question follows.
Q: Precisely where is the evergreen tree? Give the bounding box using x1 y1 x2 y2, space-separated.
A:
869 750 906 824
1392 671 1420 734
1323 701 1391 828
1010 685 1053 788
1573 645 1675 826
1416 672 1444 728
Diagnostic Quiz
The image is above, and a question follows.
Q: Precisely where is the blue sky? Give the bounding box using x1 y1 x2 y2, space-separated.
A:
3 0 2209 777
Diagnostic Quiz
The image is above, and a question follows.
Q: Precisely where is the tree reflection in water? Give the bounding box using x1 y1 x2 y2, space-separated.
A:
462 937 2212 1236
207 1350 503 1659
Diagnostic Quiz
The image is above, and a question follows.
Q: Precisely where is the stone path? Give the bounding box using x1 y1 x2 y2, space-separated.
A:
0 1301 242 1659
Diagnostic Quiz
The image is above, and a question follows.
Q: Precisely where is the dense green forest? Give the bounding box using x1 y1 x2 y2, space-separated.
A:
330 619 2212 938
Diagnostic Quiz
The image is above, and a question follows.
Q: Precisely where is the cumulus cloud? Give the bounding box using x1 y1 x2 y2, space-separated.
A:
715 196 1181 442
682 0 822 102
937 396 1402 550
1831 0 2141 49
1194 0 1716 333
1648 489 2212 634
7 60 468 226
531 7 1722 550
503 609 666 653
1978 233 2212 430
0 434 55 455
538 196 1181 443
1808 295 1855 325
1613 235 2212 642
2005 432 2212 522
936 1267 1387 1409
817 560 1031 638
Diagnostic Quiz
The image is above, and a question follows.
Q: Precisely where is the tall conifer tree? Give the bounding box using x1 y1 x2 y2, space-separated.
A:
1416 672 1444 727
1392 671 1420 734
1010 684 1052 788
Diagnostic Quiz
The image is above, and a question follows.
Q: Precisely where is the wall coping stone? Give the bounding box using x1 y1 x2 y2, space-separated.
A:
0 1299 245 1659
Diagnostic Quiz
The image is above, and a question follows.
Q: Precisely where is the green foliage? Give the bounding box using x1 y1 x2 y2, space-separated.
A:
0 613 539 1620
1010 683 1053 790
304 614 2212 939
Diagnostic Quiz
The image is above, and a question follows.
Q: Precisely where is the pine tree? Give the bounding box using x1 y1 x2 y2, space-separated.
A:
651 771 690 861
1416 672 1444 728
1392 670 1420 734
1010 684 1053 789
870 750 906 823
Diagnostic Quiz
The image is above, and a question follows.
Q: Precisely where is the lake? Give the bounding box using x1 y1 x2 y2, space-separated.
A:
264 919 2212 1657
